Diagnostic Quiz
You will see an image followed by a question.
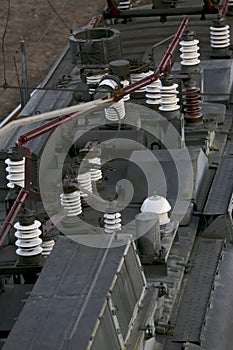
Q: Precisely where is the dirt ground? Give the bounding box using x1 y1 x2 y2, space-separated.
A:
0 0 106 121
0 0 151 122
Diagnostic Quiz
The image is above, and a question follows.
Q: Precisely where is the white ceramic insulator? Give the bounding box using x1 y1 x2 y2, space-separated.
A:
146 78 162 105
41 239 55 256
179 39 200 66
87 73 105 94
105 99 125 121
121 80 130 101
88 157 102 182
60 191 82 216
14 220 42 257
229 0 233 5
5 158 25 188
130 72 147 92
118 0 131 10
104 212 121 233
159 83 180 111
77 171 92 198
210 25 230 48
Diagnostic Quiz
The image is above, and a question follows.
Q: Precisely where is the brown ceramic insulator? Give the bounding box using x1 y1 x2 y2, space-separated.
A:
182 87 203 123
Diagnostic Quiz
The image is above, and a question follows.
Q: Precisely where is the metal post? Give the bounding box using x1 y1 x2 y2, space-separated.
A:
20 40 30 108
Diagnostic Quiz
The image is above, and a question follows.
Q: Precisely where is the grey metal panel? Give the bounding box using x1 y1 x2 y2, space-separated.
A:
201 245 233 350
111 243 145 340
88 302 121 350
204 155 233 215
3 236 127 350
172 238 224 343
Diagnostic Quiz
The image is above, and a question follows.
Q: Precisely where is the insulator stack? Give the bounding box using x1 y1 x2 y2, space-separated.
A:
77 171 93 198
159 83 180 112
105 99 125 121
179 38 200 66
14 220 42 257
104 212 122 233
130 72 147 93
86 73 105 94
60 191 82 216
88 156 103 182
183 87 203 123
146 77 161 105
210 22 230 49
117 0 131 10
5 157 25 188
41 239 55 256
121 80 130 101
97 76 126 121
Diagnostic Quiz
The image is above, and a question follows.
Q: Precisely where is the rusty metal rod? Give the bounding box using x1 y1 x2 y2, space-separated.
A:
218 0 229 18
118 16 190 98
0 188 29 247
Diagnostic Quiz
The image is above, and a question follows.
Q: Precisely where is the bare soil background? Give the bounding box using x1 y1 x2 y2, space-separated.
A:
0 0 106 121
0 0 150 121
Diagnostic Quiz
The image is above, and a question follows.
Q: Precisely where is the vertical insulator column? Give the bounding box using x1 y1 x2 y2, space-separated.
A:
118 0 131 10
14 209 42 259
130 72 147 94
179 32 200 66
87 150 103 182
159 78 180 113
60 190 82 216
5 157 25 189
104 212 122 233
86 72 105 95
182 86 203 123
121 80 130 101
77 169 93 198
105 99 125 121
96 75 126 121
41 239 55 257
210 18 230 57
146 72 161 105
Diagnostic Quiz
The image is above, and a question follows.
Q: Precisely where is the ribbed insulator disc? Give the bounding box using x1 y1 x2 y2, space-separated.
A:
60 191 82 216
5 158 25 188
104 212 122 233
77 172 93 198
210 25 230 48
88 157 102 182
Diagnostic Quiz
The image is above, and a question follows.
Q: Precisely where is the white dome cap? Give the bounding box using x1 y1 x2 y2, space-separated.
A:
140 194 171 225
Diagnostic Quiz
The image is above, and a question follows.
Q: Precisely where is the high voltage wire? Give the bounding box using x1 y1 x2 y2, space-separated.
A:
0 83 233 97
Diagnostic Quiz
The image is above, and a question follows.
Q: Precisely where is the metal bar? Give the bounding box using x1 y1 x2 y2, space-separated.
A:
16 97 113 145
107 7 205 18
118 16 190 98
159 16 190 72
218 0 229 17
0 188 29 247
20 40 30 108
0 265 42 275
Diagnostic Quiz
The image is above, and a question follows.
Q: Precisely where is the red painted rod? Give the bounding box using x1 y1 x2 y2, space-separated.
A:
16 17 189 145
118 16 190 98
0 188 29 247
218 0 229 18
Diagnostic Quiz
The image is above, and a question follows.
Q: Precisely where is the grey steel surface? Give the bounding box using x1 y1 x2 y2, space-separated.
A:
201 245 233 350
204 155 233 215
170 238 224 343
2 236 125 349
